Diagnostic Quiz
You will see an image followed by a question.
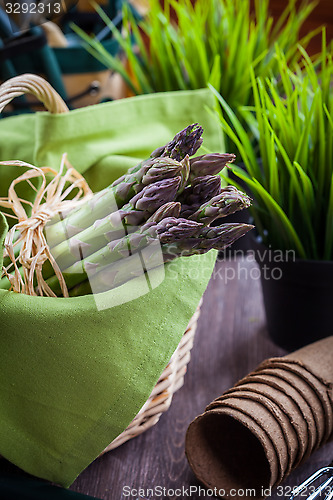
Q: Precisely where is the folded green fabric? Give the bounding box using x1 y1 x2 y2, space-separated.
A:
0 88 222 487
0 250 217 487
0 88 223 194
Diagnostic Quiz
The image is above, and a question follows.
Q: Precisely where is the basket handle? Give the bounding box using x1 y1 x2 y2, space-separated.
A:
0 74 69 114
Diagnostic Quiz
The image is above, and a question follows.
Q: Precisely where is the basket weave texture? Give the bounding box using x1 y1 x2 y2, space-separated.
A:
0 74 201 451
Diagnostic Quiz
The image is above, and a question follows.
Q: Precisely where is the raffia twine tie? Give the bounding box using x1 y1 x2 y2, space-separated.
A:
0 154 93 297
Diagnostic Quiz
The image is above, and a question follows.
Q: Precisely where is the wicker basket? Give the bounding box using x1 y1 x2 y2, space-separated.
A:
0 73 201 451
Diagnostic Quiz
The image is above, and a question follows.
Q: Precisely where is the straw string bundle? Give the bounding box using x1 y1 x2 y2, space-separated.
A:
0 155 92 297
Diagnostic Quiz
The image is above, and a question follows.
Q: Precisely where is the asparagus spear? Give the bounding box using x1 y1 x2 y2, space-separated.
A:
0 202 182 292
47 150 231 247
47 123 202 240
45 217 203 295
189 153 236 179
46 157 185 248
118 123 203 179
160 123 203 161
48 201 180 277
44 183 248 281
68 223 253 297
178 175 222 218
189 187 251 225
148 123 203 163
117 176 181 226
145 201 181 224
46 124 202 248
46 177 181 273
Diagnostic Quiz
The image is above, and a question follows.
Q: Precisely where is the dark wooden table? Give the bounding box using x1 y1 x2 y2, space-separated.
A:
68 256 333 500
0 256 332 498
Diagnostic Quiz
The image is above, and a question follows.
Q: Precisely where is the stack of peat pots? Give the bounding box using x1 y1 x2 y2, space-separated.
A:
185 337 333 500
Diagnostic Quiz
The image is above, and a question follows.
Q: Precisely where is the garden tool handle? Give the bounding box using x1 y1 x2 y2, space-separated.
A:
0 74 69 114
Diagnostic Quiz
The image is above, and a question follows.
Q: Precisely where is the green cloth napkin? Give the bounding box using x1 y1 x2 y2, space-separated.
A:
0 88 222 487
0 88 223 193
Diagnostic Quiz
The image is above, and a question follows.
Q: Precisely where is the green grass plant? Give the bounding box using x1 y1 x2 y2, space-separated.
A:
73 0 317 107
212 35 333 260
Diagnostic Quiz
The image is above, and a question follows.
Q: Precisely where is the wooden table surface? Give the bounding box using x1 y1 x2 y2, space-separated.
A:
68 256 333 500
0 256 332 499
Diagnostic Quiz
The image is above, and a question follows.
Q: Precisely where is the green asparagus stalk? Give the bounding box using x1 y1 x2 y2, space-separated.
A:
189 153 236 180
0 202 182 292
68 223 253 297
50 201 180 277
178 155 190 193
45 177 181 274
47 150 231 247
145 201 181 223
46 157 185 248
162 223 254 260
178 175 222 217
1 122 254 299
189 187 251 225
111 176 182 226
118 123 203 179
47 124 202 245
150 123 203 163
212 224 254 251
45 216 203 295
46 124 202 248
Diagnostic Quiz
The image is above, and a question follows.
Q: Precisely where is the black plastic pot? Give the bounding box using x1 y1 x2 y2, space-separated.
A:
252 238 333 351
216 163 252 257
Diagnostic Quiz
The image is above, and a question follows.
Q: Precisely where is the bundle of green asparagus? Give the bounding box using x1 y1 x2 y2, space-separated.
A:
1 124 253 297
43 124 253 297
